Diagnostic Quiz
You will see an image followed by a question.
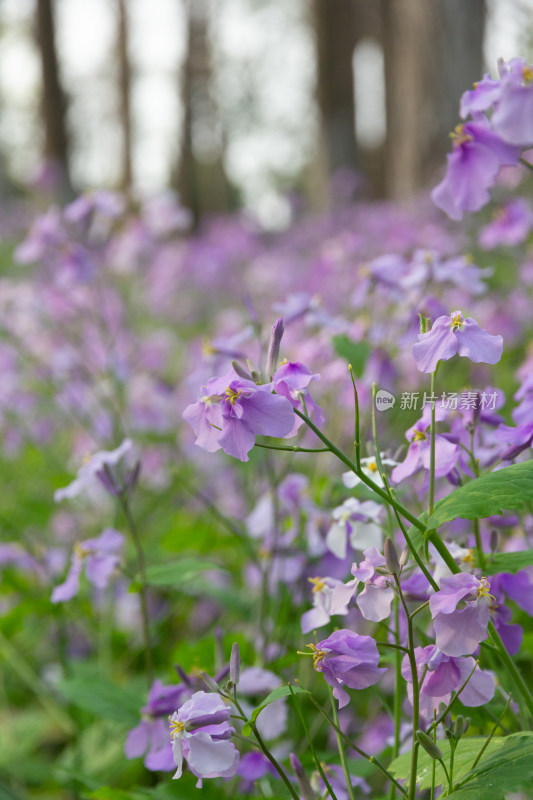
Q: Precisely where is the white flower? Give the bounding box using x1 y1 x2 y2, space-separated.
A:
326 498 383 559
342 455 398 490
54 439 133 502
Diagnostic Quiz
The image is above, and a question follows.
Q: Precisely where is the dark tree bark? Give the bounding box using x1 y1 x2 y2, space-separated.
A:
313 0 358 175
175 0 230 223
116 0 133 191
381 0 485 201
36 0 73 198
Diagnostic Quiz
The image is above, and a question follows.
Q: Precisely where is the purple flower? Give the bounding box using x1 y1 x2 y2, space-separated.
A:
391 403 459 483
429 573 492 656
309 629 386 708
125 680 188 772
492 61 533 146
169 691 239 782
54 439 134 502
460 74 502 118
478 199 533 249
431 120 520 220
495 421 533 460
51 528 123 603
412 311 503 374
301 576 349 634
326 498 383 559
273 360 324 428
310 764 371 799
183 369 295 462
330 547 394 623
402 645 495 723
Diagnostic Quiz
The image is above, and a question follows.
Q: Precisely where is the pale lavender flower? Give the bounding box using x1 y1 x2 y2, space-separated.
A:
391 403 459 483
330 547 394 623
309 629 387 708
125 680 188 772
183 369 295 462
478 199 533 249
402 645 495 723
342 454 398 490
54 439 134 502
51 528 123 603
301 575 349 634
326 498 383 560
431 120 520 220
429 573 492 656
170 691 238 782
412 311 503 374
492 60 533 146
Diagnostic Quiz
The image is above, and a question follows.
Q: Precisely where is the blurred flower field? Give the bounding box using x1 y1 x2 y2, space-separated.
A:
3 60 533 800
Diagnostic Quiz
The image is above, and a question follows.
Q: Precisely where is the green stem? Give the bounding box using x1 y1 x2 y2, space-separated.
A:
470 695 512 770
289 685 338 800
294 408 426 533
395 577 420 800
349 365 361 470
254 442 330 453
119 494 154 686
328 684 356 800
389 597 402 800
428 370 437 518
303 691 407 796
232 694 300 800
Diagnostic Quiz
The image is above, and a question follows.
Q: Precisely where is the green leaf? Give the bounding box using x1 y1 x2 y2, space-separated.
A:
445 732 533 799
85 790 144 800
427 461 533 529
58 675 141 725
241 684 309 736
332 335 370 377
389 736 505 791
475 549 533 575
145 558 220 588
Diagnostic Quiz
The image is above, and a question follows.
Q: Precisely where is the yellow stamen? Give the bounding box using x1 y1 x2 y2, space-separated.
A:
477 576 497 607
225 386 242 406
449 312 464 331
202 338 217 357
169 716 185 739
306 642 327 669
308 576 326 594
74 542 90 559
412 430 427 443
449 124 473 147
522 65 533 83
463 549 475 567
367 460 378 472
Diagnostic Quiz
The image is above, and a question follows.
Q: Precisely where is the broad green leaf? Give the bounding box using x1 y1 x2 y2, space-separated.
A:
241 684 309 736
145 558 220 588
445 732 533 799
332 335 370 377
58 675 140 725
427 461 533 529
474 549 533 575
389 736 505 791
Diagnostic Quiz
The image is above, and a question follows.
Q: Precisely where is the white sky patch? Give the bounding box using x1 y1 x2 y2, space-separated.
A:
353 38 386 149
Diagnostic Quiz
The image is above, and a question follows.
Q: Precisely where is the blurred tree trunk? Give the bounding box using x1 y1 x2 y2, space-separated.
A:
175 0 230 223
313 0 358 176
382 0 485 201
116 0 133 191
36 0 73 199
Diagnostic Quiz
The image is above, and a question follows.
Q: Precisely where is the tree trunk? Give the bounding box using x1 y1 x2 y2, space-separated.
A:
36 0 73 199
313 0 358 177
116 0 133 191
382 0 485 201
175 0 230 223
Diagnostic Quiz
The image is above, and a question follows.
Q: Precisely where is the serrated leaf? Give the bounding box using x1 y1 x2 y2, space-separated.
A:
427 461 533 529
475 549 533 575
58 675 140 725
145 558 220 588
332 335 370 377
241 684 309 736
389 736 505 791
445 732 533 799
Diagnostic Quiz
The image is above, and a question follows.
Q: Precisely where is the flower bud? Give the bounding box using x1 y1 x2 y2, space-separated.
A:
230 642 240 686
400 545 410 568
289 753 317 800
232 360 254 381
454 715 470 738
266 318 284 378
418 313 429 334
199 671 220 693
416 730 443 761
384 537 401 575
